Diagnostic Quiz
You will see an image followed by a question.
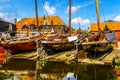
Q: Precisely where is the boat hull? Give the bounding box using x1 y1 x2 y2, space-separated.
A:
0 47 6 65
41 40 75 55
1 40 36 54
81 41 113 52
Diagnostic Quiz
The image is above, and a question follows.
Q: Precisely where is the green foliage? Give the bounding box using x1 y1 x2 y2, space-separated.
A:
115 58 120 70
83 30 90 38
118 59 120 65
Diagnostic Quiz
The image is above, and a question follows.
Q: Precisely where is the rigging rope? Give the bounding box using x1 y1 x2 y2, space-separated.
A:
100 0 106 22
74 0 82 30
41 0 49 18
100 0 114 30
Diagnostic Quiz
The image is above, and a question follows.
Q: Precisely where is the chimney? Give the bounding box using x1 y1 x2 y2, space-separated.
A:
14 18 17 24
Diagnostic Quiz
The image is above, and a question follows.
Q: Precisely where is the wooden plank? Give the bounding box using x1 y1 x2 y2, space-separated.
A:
102 49 120 63
41 49 76 62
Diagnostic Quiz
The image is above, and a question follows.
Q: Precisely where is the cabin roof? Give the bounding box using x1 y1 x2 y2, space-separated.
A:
0 19 16 32
0 19 15 27
90 22 120 32
16 16 66 32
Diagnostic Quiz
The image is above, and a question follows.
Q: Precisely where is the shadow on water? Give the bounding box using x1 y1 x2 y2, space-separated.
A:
87 48 113 59
0 58 117 80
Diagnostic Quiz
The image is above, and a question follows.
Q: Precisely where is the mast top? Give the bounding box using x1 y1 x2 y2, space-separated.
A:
95 0 101 33
34 0 39 32
69 0 72 35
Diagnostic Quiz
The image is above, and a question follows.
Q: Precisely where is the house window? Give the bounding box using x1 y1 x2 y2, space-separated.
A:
44 21 49 25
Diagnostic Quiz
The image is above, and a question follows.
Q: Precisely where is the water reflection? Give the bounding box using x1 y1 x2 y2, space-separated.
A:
35 60 75 80
0 58 117 80
0 58 36 80
75 64 116 80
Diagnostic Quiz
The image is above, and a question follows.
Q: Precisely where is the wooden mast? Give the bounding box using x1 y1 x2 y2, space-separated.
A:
95 0 101 34
69 0 72 35
34 0 39 32
95 0 103 41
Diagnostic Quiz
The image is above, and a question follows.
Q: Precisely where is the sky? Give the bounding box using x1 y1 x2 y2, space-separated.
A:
0 0 120 30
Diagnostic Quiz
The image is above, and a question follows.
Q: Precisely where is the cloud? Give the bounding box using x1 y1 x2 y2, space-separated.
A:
81 0 95 8
43 2 56 15
15 18 22 22
71 17 90 25
0 12 5 17
0 12 10 21
67 6 81 14
114 15 120 21
66 0 94 14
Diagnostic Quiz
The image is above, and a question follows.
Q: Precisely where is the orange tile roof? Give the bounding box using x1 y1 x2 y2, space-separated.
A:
16 16 66 32
90 22 120 32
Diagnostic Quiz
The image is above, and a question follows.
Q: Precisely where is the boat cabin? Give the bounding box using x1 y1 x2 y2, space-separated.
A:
0 19 16 37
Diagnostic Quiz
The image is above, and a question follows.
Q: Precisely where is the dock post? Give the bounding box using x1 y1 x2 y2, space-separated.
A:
36 40 45 59
75 40 79 62
115 37 118 48
36 40 40 59
36 40 47 59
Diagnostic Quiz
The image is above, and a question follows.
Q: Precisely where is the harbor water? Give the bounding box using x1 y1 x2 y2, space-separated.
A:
0 57 117 80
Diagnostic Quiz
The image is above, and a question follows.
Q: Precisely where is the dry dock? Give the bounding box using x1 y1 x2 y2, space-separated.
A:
1 43 120 65
77 48 120 65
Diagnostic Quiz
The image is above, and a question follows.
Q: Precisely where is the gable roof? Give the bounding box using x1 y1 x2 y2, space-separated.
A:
90 22 120 32
22 24 29 29
16 16 66 32
103 25 111 32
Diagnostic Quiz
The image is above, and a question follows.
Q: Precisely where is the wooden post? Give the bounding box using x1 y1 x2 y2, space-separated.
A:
36 41 39 59
36 40 42 59
75 40 79 61
115 32 118 48
116 37 118 48
36 40 47 59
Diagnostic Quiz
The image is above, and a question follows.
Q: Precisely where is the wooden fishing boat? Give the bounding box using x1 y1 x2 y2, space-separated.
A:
40 33 78 54
82 40 113 52
0 33 46 54
81 32 115 52
81 0 115 53
0 38 36 54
